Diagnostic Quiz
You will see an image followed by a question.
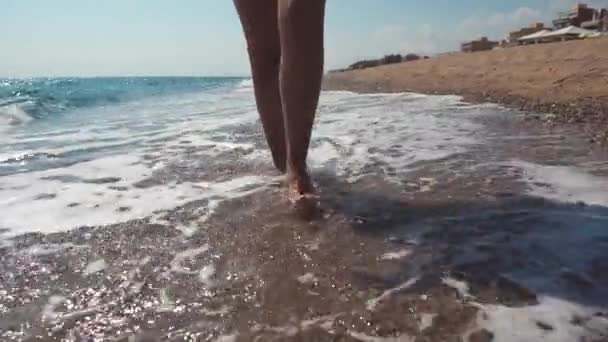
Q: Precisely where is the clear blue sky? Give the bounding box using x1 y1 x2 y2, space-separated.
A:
1 0 605 77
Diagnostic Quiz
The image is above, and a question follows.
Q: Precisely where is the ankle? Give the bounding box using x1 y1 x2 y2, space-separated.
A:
287 168 313 194
287 161 308 180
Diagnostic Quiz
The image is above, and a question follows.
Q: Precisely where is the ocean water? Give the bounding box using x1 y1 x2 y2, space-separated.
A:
0 77 247 172
0 77 483 236
2 77 608 341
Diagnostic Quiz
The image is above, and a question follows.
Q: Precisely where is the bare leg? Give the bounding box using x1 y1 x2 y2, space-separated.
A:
278 0 326 200
234 0 287 173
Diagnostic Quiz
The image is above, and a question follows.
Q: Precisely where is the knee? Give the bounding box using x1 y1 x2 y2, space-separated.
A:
248 42 281 81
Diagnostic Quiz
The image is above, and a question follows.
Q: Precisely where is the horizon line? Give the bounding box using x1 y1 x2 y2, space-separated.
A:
1 75 252 80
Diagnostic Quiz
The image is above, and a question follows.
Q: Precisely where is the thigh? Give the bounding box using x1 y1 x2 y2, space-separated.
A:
234 0 281 73
277 0 326 44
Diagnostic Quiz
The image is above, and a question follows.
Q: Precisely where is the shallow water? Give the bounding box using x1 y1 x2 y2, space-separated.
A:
1 78 608 341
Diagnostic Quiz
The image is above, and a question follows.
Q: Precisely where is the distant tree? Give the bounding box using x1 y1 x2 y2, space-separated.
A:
382 54 402 64
348 59 381 70
347 52 412 71
404 53 421 61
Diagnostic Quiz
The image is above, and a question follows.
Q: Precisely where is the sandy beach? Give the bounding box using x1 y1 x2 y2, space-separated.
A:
324 38 608 144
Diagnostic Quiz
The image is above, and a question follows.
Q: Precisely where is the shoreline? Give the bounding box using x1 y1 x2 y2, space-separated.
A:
2 78 608 341
323 38 608 145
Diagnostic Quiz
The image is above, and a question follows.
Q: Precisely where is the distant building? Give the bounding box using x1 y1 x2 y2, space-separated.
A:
581 8 608 31
509 23 546 42
553 3 596 29
461 37 498 53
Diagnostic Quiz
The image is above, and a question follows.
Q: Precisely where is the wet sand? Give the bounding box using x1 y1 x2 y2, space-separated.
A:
324 38 608 144
2 97 608 341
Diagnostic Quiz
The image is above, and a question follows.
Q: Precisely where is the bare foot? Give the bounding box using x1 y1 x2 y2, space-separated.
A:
287 170 319 220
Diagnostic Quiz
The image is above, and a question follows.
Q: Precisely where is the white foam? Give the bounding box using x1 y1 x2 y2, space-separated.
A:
419 313 436 331
41 295 67 321
367 277 420 311
418 177 438 192
83 259 107 275
251 324 299 337
174 223 200 237
169 246 209 275
442 277 473 300
297 273 319 284
198 264 216 286
0 238 13 249
347 331 414 342
252 314 341 338
18 242 85 256
311 91 484 182
214 333 237 342
472 295 608 342
381 249 412 260
235 78 253 92
300 314 340 330
158 288 176 313
0 152 270 236
0 104 33 132
200 305 231 317
511 160 608 206
438 272 608 342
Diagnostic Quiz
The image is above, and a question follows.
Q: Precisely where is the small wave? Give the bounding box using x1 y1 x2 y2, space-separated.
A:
0 151 60 164
235 78 253 92
238 78 253 88
0 103 34 130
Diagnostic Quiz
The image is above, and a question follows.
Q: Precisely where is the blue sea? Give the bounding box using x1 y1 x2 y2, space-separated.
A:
0 76 484 236
0 77 250 175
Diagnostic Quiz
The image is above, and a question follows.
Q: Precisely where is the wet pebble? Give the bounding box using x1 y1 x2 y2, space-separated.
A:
469 329 494 342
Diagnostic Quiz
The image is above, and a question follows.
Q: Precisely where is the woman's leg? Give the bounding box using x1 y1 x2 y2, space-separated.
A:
277 0 326 199
234 0 287 173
